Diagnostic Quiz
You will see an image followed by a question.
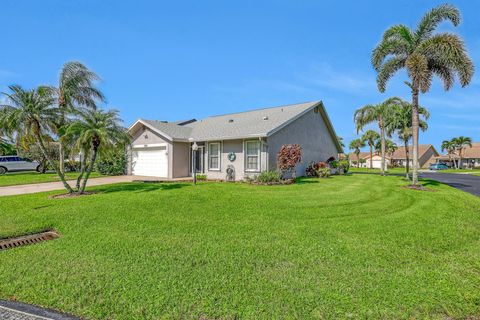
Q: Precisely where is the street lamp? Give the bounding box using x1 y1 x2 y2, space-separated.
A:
192 141 198 185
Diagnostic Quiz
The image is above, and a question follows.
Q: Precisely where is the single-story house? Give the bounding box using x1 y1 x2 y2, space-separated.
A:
350 152 390 169
349 144 438 169
127 101 342 180
435 142 480 168
390 144 439 168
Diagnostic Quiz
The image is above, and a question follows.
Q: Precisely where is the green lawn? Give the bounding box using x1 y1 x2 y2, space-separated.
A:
349 167 407 174
0 172 104 187
1 175 479 319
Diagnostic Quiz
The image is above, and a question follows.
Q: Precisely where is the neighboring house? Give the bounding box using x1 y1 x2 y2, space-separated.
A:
435 142 480 168
127 101 342 180
349 152 390 169
390 144 439 169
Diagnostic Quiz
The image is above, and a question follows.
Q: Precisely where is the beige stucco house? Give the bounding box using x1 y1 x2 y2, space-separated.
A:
435 142 480 168
127 101 342 181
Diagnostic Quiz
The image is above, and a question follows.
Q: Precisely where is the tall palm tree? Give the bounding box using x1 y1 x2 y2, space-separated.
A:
349 138 366 168
0 85 74 193
452 136 472 169
372 4 474 185
387 100 429 179
65 108 128 194
441 139 457 169
46 61 105 174
354 97 401 175
361 130 380 169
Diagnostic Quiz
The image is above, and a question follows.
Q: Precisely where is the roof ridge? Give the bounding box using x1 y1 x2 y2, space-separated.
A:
206 100 321 118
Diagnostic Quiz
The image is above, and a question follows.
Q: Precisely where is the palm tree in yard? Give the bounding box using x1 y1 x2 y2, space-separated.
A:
452 136 472 169
349 138 366 168
65 108 128 194
376 138 398 158
354 97 401 175
361 130 380 169
441 139 457 169
46 61 105 174
0 85 74 192
387 100 429 179
372 4 474 185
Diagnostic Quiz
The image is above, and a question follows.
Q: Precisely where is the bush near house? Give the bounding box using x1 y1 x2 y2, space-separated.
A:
277 144 302 178
95 150 127 176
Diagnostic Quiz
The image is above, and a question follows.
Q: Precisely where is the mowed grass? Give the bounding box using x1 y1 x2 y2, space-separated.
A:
0 175 480 319
0 171 104 187
349 167 407 174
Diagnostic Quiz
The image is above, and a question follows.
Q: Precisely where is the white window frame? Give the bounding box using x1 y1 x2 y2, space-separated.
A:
245 140 261 172
208 142 221 171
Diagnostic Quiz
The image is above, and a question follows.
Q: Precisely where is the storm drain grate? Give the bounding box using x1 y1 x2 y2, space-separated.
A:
0 230 59 251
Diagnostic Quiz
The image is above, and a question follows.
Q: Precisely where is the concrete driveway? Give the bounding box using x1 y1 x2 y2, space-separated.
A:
420 171 480 196
0 176 138 197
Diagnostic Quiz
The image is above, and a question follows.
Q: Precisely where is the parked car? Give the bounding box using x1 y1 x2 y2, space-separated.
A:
429 163 449 170
0 156 42 174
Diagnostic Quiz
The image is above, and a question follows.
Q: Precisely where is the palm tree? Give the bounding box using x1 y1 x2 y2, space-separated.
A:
349 138 366 168
387 100 429 179
337 136 345 149
0 85 74 193
65 108 128 194
361 130 380 169
376 138 397 158
354 97 401 175
46 61 105 174
372 4 474 185
452 136 472 169
441 139 457 169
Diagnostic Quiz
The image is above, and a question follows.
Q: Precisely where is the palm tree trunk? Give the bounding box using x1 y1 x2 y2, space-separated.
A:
357 153 360 168
369 144 373 169
35 131 74 193
380 119 386 176
76 149 87 190
458 149 463 169
79 146 98 194
411 88 420 186
59 143 65 174
404 139 410 179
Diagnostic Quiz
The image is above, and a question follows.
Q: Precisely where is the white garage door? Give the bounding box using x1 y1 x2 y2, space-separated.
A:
132 147 168 177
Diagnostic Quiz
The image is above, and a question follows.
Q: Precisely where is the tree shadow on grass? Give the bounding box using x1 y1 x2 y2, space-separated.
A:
420 179 442 187
95 182 190 194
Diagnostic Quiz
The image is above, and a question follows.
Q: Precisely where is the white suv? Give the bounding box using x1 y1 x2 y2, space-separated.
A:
0 156 41 174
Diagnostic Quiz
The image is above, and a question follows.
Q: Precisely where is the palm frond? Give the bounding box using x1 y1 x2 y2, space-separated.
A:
415 4 460 42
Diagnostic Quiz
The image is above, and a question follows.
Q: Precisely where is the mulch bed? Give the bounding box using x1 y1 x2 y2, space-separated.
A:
402 185 435 192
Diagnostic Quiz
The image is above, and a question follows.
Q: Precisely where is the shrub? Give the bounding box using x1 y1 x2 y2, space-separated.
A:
277 144 302 178
257 170 282 183
196 174 207 181
338 160 350 173
95 151 127 176
317 167 331 178
306 161 330 177
329 160 339 168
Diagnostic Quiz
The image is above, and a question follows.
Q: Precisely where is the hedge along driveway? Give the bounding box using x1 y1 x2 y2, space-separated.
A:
0 175 479 319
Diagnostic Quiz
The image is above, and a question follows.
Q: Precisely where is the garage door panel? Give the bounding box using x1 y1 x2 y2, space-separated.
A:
132 147 168 177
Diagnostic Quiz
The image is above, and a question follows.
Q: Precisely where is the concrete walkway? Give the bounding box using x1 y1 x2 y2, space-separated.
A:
0 176 150 197
0 300 78 320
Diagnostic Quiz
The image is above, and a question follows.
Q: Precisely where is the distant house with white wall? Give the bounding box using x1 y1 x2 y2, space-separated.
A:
435 142 480 168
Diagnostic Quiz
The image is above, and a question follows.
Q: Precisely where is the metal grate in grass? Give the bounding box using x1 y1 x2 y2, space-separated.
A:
0 230 59 251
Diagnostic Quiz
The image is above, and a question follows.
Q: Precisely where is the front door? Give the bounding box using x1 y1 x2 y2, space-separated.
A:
192 146 204 174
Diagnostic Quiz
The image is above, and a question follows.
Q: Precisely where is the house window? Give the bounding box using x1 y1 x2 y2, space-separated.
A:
208 142 220 170
245 140 261 172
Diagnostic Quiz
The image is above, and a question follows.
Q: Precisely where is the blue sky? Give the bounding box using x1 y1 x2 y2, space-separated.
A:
1 0 479 152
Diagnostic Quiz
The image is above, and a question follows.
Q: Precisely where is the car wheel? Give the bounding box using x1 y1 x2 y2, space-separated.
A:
36 165 44 173
0 167 7 175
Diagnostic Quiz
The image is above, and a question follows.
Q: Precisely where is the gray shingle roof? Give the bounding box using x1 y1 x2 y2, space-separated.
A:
133 101 343 153
186 101 320 141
